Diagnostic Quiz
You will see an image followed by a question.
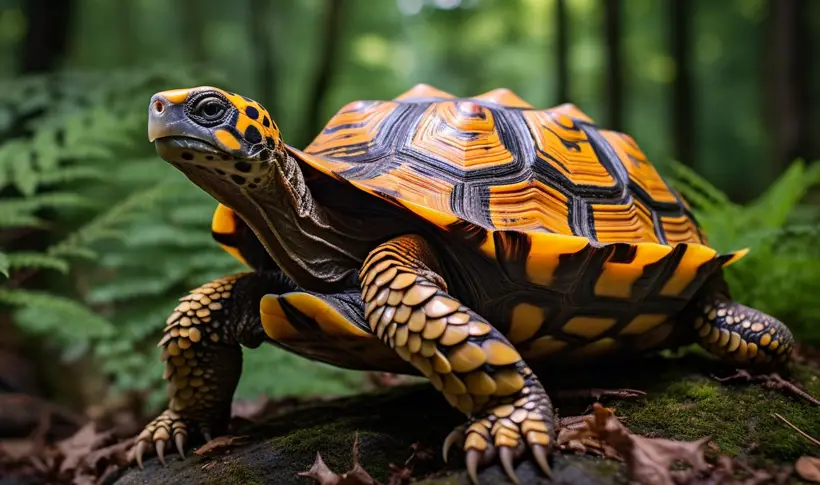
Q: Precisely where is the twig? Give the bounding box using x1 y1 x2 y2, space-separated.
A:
772 413 820 446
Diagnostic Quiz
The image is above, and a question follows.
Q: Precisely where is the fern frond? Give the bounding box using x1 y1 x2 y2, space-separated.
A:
6 252 70 274
0 289 114 340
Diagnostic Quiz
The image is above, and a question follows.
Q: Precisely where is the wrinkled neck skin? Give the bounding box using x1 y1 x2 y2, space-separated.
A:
181 151 390 292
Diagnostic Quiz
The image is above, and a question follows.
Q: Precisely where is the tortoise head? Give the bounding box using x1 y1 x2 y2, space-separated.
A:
148 87 284 189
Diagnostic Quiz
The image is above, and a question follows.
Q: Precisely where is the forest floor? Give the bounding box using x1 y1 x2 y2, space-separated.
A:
1 350 819 485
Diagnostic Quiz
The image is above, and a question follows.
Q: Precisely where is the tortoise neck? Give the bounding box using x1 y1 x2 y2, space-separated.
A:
236 151 368 291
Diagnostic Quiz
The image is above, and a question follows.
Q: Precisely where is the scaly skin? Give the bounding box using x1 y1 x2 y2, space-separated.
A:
131 271 296 467
359 234 553 484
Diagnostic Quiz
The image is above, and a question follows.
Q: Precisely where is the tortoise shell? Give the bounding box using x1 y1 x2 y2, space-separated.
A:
290 85 743 256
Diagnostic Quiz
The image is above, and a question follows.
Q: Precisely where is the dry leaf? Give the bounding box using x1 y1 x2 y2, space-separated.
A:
193 435 249 456
57 423 114 473
796 456 820 483
298 435 379 485
560 403 710 485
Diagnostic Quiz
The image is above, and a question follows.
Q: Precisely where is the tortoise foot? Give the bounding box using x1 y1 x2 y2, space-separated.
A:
129 409 217 468
712 369 820 406
443 396 554 485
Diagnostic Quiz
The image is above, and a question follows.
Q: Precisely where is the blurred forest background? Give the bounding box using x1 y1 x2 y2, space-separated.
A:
0 0 819 430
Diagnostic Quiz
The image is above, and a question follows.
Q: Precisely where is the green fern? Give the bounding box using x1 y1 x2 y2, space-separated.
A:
668 159 820 344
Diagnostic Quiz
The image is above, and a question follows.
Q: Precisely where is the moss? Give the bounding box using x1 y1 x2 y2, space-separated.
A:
114 355 820 485
202 462 264 485
608 362 820 463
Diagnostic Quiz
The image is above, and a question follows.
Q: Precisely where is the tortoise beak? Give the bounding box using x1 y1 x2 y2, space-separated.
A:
148 93 174 142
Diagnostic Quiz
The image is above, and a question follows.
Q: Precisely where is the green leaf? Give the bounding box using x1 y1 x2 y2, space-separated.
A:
0 252 8 278
6 252 70 274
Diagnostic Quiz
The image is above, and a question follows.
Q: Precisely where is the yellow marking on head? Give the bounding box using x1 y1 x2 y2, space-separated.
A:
759 333 772 346
562 316 617 339
215 129 241 150
769 339 779 350
751 322 764 332
594 243 672 298
525 233 589 286
621 314 667 335
660 244 718 296
521 336 567 358
508 303 545 343
747 342 759 358
721 248 749 267
698 322 712 337
573 337 617 357
707 327 720 343
160 89 191 104
260 294 299 340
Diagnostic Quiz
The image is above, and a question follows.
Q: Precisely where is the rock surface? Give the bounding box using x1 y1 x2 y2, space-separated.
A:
112 354 820 485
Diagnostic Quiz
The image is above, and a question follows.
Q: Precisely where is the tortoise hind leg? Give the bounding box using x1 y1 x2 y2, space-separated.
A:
360 235 555 484
692 294 793 368
690 291 819 405
131 271 297 467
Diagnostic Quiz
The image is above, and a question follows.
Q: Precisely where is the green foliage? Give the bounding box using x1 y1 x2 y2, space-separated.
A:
0 69 366 412
667 159 820 344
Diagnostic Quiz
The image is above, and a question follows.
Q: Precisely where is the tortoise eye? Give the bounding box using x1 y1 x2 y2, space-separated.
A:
193 97 227 121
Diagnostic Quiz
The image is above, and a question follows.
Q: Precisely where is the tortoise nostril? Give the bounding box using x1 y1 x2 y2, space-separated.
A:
153 100 164 114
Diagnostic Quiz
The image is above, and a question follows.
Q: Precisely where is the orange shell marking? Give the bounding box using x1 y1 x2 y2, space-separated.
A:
472 88 533 108
411 101 514 171
522 109 619 189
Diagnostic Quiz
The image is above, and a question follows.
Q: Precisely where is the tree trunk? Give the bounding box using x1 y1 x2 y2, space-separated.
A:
182 0 206 65
18 0 75 73
769 0 809 169
249 0 277 116
555 0 570 104
669 0 694 167
603 0 623 131
299 0 346 148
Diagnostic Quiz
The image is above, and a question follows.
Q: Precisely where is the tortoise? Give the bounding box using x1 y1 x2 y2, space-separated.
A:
135 84 795 483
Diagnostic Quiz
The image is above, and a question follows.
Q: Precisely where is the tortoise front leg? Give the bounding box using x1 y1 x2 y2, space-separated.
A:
360 235 554 484
131 271 296 466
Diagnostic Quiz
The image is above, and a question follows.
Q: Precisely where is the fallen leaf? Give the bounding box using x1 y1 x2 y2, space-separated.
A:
796 456 820 483
298 434 380 485
57 423 114 473
560 403 710 485
193 435 249 456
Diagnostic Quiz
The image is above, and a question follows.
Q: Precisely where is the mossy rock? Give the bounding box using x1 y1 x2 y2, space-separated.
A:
111 354 819 485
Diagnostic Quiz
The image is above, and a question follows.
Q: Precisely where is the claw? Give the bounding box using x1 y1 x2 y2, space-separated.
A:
531 444 551 478
136 440 147 469
466 449 481 485
442 428 463 463
175 433 186 459
499 447 518 484
156 440 167 466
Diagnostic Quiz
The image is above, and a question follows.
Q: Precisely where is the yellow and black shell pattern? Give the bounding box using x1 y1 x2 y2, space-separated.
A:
290 85 746 267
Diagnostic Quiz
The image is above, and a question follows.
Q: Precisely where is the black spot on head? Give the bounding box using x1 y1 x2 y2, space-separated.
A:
245 106 259 120
248 183 257 189
245 125 262 144
266 137 276 149
221 154 232 161
230 174 246 185
259 149 271 160
215 169 226 176
253 177 261 183
181 152 194 160
262 116 271 127
234 161 252 173
205 155 214 161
